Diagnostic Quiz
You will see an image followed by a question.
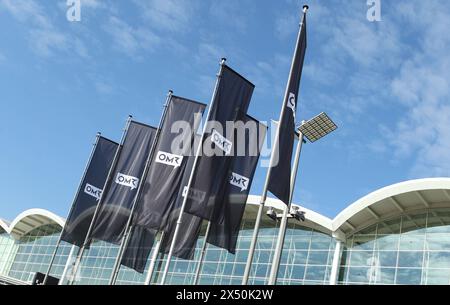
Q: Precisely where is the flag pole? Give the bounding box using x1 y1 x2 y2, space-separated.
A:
193 221 211 285
58 244 77 285
242 5 308 285
144 231 165 285
160 58 227 285
109 91 173 285
68 115 133 285
43 132 102 285
268 128 305 285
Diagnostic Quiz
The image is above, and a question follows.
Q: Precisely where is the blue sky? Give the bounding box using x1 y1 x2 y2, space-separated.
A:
1 0 449 221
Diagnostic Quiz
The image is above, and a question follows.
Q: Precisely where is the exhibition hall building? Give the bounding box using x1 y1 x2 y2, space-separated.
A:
2 178 450 285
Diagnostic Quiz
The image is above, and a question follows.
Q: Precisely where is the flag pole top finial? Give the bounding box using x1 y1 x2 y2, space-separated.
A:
303 5 309 12
221 58 227 65
96 132 102 136
168 89 174 95
128 114 133 119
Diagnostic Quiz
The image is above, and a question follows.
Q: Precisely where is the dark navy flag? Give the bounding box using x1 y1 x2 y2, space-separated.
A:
133 96 206 231
207 115 267 254
267 11 307 205
91 121 157 244
159 211 202 261
61 136 118 247
159 153 203 260
120 226 157 273
185 64 255 221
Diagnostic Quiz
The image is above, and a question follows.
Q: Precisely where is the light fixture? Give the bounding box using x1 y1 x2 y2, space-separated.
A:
290 206 306 222
299 112 337 143
266 208 278 221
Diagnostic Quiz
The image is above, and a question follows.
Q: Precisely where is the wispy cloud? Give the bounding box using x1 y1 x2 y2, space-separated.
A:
208 0 250 33
275 0 450 180
133 0 198 33
94 80 115 95
384 0 450 177
195 42 226 65
0 0 88 58
1 0 51 28
103 16 161 59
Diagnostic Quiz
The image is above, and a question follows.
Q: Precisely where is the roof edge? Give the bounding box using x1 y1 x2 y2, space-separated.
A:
332 178 450 231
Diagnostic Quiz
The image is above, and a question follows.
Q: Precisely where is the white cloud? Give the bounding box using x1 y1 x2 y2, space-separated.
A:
0 0 89 58
195 42 225 64
384 0 450 177
1 0 51 28
244 54 290 99
29 29 69 57
103 16 161 58
133 0 197 33
208 0 249 33
276 0 450 179
331 17 402 68
275 13 297 40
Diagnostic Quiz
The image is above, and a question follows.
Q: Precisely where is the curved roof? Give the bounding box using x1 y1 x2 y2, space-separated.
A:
333 178 450 237
0 219 9 233
2 209 65 240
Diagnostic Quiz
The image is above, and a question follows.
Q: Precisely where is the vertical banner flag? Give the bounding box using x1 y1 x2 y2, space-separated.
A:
160 152 203 260
207 115 267 253
120 226 157 273
160 212 202 260
91 121 157 244
60 137 118 247
267 11 307 205
133 96 206 231
185 65 255 221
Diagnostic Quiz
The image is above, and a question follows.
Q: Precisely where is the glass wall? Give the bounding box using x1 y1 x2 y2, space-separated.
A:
143 219 334 286
0 231 17 276
7 224 71 283
70 219 335 285
339 209 450 285
5 206 450 285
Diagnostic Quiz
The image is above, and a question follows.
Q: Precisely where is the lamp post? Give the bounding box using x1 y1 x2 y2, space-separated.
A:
267 112 337 285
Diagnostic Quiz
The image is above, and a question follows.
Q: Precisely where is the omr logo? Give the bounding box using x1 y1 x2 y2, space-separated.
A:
115 173 139 190
229 172 250 192
84 183 102 201
211 129 232 155
156 151 183 168
182 186 206 202
287 92 296 117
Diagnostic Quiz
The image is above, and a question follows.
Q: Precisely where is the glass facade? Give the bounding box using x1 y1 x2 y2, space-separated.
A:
2 206 450 285
143 220 335 286
6 224 71 283
339 209 450 285
68 219 334 285
0 230 17 276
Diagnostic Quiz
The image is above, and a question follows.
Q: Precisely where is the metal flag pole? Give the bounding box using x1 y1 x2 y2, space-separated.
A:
58 244 77 285
144 231 165 285
193 221 212 285
160 58 227 285
109 91 173 285
242 5 308 285
43 132 102 285
68 115 133 285
268 127 305 285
